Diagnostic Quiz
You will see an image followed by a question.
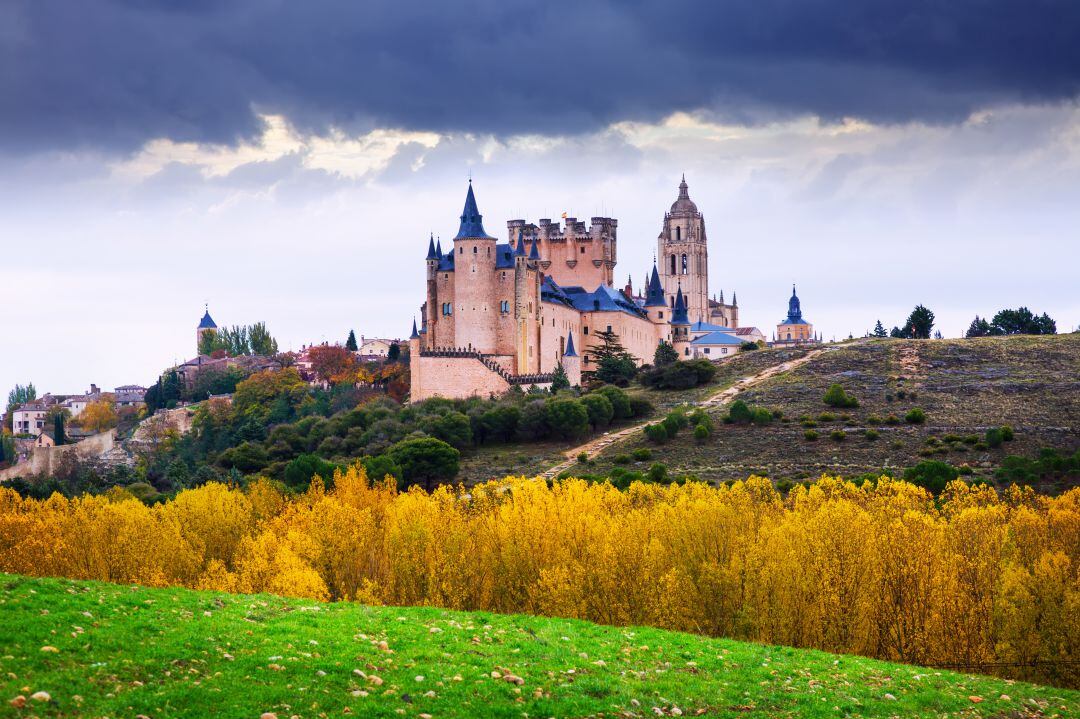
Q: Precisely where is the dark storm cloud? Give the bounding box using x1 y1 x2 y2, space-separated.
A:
4 0 1080 153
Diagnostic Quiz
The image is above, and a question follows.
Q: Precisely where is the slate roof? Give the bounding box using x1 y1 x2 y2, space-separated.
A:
690 320 733 332
691 331 744 345
435 242 517 271
541 277 647 319
454 182 494 240
198 310 217 329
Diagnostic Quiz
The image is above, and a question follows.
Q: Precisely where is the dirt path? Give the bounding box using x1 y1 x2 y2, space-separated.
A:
539 345 839 479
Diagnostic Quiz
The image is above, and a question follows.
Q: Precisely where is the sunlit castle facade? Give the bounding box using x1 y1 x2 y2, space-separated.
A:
409 178 747 400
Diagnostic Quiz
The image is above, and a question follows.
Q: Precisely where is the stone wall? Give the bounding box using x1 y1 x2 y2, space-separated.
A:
410 354 511 401
0 429 117 482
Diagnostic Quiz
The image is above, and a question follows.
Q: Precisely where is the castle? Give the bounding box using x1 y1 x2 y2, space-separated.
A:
409 177 745 400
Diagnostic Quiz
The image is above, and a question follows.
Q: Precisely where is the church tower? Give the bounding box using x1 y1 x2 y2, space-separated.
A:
196 305 217 355
658 175 709 322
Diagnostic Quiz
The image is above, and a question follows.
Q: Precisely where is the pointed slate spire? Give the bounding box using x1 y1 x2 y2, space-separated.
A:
426 233 437 260
718 288 724 304
672 283 690 325
645 263 665 306
410 318 419 339
529 236 540 260
435 236 443 257
564 331 577 357
732 291 737 306
514 229 527 256
454 180 492 239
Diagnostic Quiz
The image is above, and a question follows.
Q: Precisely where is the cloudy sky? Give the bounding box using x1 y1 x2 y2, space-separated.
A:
2 1 1079 393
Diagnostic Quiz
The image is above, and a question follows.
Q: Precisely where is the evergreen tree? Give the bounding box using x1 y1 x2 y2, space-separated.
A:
387 342 401 362
653 341 679 367
248 322 279 356
588 329 638 386
966 316 991 337
54 413 65 446
905 305 935 339
345 330 358 352
872 320 888 338
988 307 1057 336
550 362 570 391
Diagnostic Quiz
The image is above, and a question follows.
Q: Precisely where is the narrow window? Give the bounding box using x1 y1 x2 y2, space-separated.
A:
583 327 589 335
675 226 681 242
473 246 477 254
669 254 676 275
681 254 687 274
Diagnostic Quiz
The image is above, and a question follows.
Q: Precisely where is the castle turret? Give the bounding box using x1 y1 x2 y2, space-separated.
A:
424 233 440 349
671 284 691 358
644 263 669 342
452 181 498 353
197 305 217 354
561 331 581 387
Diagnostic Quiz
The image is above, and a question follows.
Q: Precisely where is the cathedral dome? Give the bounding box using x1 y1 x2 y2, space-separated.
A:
668 175 699 215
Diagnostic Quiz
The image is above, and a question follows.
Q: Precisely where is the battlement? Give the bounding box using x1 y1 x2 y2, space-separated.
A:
506 216 617 244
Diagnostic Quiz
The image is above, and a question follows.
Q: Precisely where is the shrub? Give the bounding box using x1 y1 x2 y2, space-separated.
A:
643 423 669 444
627 396 655 419
867 415 883 425
1001 425 1015 442
360 454 402 483
740 341 759 352
884 415 901 425
942 433 963 443
823 383 859 408
958 464 974 476
830 430 846 442
890 440 904 450
801 419 818 428
727 400 754 425
646 463 668 484
985 427 1004 448
662 409 689 436
864 429 880 440
594 385 633 420
904 460 959 494
804 430 819 441
750 408 773 425
818 412 836 422
905 408 927 424
631 447 653 462
580 393 615 430
613 454 631 465
693 424 710 443
547 399 590 440
577 452 590 464
962 434 979 445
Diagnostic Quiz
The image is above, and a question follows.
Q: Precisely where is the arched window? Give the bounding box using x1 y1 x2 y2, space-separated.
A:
675 226 681 242
473 246 478 254
681 254 687 274
670 254 676 275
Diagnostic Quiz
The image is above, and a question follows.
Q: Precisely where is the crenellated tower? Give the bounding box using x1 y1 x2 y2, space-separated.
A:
658 175 709 322
452 181 498 352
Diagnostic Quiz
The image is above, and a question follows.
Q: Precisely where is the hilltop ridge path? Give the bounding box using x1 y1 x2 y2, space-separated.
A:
540 344 846 479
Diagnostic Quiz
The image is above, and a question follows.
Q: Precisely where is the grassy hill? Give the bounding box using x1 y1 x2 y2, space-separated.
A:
1 575 1076 718
586 335 1080 489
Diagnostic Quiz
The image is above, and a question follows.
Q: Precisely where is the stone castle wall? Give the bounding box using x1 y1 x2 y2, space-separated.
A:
0 429 117 482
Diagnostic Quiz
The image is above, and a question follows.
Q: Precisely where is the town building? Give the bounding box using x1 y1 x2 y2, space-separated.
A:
410 178 749 400
773 285 821 346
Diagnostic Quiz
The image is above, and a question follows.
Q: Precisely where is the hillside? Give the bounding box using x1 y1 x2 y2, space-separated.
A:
584 334 1080 489
2 575 1076 718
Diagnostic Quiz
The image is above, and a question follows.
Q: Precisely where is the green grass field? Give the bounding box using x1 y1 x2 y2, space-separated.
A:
1 575 1076 718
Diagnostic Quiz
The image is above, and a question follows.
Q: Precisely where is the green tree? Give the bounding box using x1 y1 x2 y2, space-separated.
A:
53 413 66 446
872 320 888 338
387 436 460 491
546 399 590 439
904 460 958 494
360 454 402 483
549 362 570 391
5 383 37 433
594 385 632 420
580 393 614 430
145 369 183 412
905 305 935 339
198 329 228 356
966 316 991 337
518 400 550 440
345 330 359 352
387 343 402 362
823 383 858 408
889 326 906 338
589 329 638 386
284 453 338 489
423 410 473 449
248 322 279 356
988 307 1057 336
478 404 520 443
653 341 679 367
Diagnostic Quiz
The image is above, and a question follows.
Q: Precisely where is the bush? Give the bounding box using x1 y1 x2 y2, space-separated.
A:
283 453 338 489
613 454 631 465
593 385 633 420
639 359 716 390
547 399 590 440
646 463 668 484
884 415 901 425
360 454 402 483
864 429 880 440
577 452 590 463
693 424 710 443
643 423 669 444
958 464 974 476
1001 425 1015 442
985 427 1004 448
628 396 654 419
580 393 615 430
727 400 754 425
905 408 927 424
804 429 819 441
823 383 859 408
751 407 774 425
818 413 836 422
903 460 959 494
830 430 846 442
631 447 653 462
867 415 883 425
662 409 689 437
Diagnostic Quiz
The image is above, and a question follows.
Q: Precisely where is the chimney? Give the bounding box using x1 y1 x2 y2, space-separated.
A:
89 384 99 395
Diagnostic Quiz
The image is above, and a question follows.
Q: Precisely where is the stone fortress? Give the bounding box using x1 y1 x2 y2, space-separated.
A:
409 177 749 400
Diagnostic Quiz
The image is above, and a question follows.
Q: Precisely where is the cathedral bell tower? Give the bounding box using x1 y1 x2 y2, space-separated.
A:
657 175 709 322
